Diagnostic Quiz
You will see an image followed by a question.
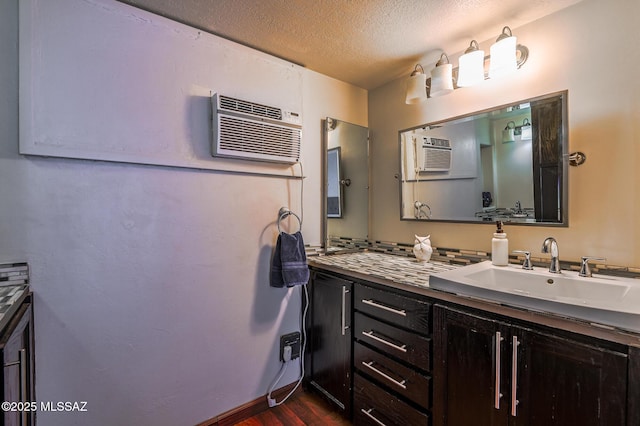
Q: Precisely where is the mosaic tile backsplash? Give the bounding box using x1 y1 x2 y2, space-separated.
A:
0 263 29 286
309 237 640 280
311 251 459 289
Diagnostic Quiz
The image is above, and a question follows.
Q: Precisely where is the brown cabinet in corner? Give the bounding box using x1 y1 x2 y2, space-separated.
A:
1 294 35 426
306 271 352 417
433 304 628 426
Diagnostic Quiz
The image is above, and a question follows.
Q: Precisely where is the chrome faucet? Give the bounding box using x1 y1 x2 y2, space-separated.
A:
541 237 561 273
514 201 522 213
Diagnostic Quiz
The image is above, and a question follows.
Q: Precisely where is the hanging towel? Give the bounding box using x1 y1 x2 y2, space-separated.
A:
270 231 310 288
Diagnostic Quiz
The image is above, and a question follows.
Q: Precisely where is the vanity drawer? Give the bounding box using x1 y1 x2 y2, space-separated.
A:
355 284 431 335
354 342 431 409
355 312 431 370
354 373 429 425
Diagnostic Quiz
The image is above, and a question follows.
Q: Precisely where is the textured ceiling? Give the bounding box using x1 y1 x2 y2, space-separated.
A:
118 0 583 89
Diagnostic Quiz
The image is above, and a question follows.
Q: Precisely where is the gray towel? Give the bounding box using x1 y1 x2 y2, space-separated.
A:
270 231 309 287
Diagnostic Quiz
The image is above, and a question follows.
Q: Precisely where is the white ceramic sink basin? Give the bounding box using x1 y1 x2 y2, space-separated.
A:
430 261 640 332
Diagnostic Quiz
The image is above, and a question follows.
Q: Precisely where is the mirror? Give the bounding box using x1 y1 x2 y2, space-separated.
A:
323 118 369 249
327 147 342 218
399 91 568 225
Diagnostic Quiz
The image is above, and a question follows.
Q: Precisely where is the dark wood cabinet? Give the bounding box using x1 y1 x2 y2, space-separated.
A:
433 305 508 426
308 263 640 426
434 304 628 426
1 296 35 426
353 373 429 425
353 283 432 424
306 271 352 416
531 95 564 222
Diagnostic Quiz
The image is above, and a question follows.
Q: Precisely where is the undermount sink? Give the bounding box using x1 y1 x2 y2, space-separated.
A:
430 261 640 333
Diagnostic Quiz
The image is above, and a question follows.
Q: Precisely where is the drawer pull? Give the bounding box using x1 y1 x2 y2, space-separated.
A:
361 361 407 390
362 299 407 317
361 330 407 353
361 408 387 426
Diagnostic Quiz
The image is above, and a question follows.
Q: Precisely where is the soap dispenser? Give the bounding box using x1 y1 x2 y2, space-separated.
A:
492 221 509 266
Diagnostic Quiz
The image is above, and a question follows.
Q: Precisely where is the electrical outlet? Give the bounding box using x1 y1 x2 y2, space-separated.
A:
280 332 301 362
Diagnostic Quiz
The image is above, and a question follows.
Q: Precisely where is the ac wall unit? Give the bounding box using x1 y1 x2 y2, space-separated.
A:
211 93 302 164
416 136 452 172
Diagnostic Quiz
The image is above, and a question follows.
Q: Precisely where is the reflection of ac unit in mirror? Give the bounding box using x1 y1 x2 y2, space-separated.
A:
415 136 452 172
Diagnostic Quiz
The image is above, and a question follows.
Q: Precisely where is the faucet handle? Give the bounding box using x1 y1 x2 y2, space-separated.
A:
513 250 533 270
579 256 606 277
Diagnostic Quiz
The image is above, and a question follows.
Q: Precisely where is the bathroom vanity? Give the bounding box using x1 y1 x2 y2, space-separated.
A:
305 252 640 426
0 284 35 426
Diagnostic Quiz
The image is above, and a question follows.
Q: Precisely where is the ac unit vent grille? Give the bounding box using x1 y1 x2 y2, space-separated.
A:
421 147 452 171
216 115 301 163
219 95 283 121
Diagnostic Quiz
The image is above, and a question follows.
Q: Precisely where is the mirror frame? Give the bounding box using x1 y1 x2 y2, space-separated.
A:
398 91 569 226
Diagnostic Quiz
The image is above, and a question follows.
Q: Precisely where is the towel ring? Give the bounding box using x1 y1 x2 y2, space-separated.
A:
277 207 302 234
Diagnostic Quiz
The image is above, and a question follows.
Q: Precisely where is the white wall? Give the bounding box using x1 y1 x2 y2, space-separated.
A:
369 0 640 267
0 0 366 425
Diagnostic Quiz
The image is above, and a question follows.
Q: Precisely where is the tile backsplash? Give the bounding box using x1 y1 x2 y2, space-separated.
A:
0 263 29 286
311 238 640 279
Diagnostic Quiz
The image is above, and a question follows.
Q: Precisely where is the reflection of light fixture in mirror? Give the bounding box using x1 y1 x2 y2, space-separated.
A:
430 53 454 97
502 121 516 143
457 40 485 87
519 118 532 139
490 26 518 78
405 64 428 104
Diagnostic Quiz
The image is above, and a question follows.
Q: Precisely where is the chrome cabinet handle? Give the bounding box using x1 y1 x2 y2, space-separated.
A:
495 331 504 409
361 361 407 390
362 299 407 317
361 330 407 353
341 287 350 335
361 408 387 426
511 336 520 416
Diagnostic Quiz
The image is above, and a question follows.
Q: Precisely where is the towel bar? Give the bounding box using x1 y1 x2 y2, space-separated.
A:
277 207 302 234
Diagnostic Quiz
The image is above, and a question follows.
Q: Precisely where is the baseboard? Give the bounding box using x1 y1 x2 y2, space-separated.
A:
195 381 301 426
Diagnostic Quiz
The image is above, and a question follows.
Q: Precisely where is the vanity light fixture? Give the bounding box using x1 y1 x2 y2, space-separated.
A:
518 118 532 140
457 40 485 87
429 53 454 97
404 25 529 103
405 64 428 104
490 26 518 78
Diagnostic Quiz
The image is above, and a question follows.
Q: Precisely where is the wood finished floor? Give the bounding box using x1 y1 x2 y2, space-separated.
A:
233 390 352 426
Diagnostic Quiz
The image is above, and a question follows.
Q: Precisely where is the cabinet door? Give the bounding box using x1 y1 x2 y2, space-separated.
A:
433 305 510 426
2 302 34 426
307 272 352 415
434 304 629 426
512 327 627 426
